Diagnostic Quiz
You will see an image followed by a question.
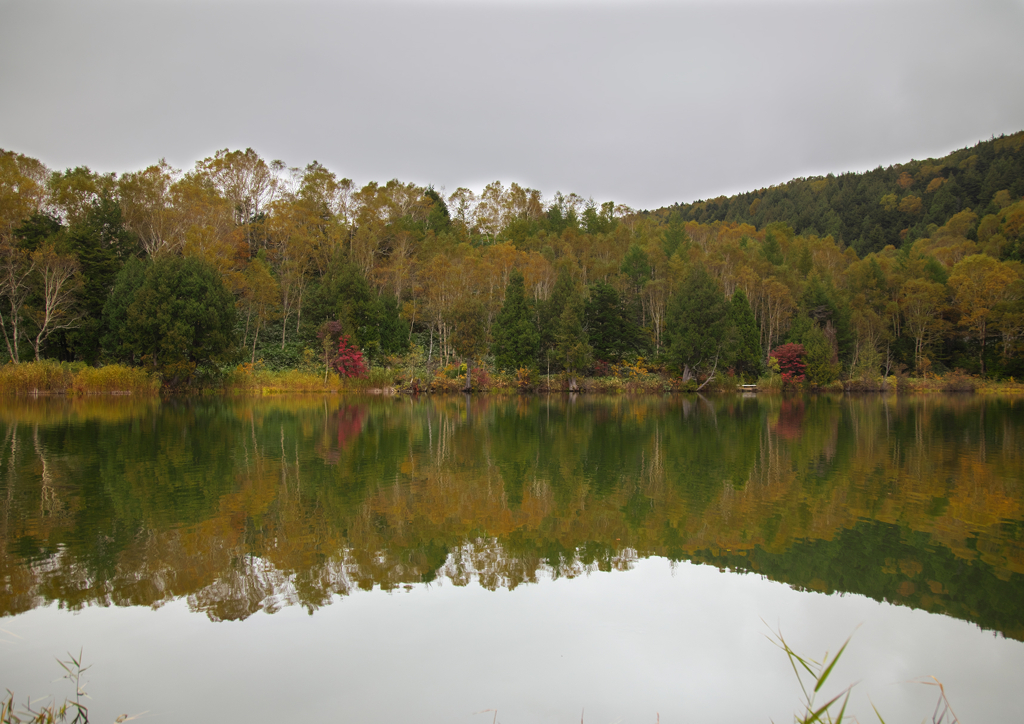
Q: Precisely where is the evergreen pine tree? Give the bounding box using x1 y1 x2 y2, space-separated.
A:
665 264 729 385
803 325 841 385
728 288 763 379
539 266 576 362
491 269 539 371
554 292 591 385
585 281 641 362
761 229 784 266
65 197 139 363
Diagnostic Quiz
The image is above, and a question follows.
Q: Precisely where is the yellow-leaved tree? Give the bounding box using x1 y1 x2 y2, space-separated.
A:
948 254 1021 374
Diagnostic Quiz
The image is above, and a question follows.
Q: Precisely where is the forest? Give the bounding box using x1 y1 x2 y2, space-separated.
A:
1 131 1023 388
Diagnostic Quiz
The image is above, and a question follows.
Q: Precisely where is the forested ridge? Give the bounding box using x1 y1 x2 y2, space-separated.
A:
1 132 1023 386
660 133 1024 257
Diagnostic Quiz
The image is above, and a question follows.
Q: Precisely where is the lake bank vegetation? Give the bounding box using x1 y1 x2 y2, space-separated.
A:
2 132 1023 393
5 355 1024 397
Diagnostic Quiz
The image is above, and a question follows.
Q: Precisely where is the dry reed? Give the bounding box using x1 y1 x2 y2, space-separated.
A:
0 362 159 396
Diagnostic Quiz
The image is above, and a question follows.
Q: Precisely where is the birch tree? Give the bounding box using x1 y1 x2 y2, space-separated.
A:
28 242 81 360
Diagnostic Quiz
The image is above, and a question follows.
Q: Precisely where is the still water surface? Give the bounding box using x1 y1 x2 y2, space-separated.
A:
1 394 1023 722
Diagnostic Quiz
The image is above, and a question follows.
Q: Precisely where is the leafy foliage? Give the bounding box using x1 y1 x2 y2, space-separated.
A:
3 133 1024 383
770 343 807 384
123 256 237 386
332 333 367 378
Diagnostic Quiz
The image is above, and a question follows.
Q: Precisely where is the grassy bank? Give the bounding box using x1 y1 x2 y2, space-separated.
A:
839 370 1024 395
0 361 159 395
221 362 401 395
5 358 1023 397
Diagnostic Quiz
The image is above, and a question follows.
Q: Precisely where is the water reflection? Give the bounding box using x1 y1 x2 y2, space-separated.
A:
1 394 1022 636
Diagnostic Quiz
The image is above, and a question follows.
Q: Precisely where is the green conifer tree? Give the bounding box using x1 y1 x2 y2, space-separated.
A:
585 281 640 362
665 264 730 387
554 293 591 386
65 197 139 363
491 269 539 371
803 325 841 385
728 288 763 380
539 266 576 362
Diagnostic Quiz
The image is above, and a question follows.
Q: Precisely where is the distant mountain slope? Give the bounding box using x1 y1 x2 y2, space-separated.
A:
657 132 1024 255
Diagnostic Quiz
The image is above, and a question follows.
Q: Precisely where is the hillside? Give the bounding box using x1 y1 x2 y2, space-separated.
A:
657 132 1024 256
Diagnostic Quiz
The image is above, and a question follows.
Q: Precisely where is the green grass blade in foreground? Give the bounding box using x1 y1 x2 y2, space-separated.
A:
813 636 851 693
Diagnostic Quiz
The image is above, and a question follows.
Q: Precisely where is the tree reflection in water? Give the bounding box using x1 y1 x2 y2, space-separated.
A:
1 394 1022 637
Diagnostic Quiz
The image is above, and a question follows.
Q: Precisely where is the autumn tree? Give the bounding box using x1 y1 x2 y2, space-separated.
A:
47 166 114 226
196 148 282 258
0 151 49 362
328 332 367 378
769 343 807 384
899 278 949 373
447 187 479 237
0 239 33 362
948 254 1020 374
118 161 185 257
27 242 82 361
173 169 237 273
265 195 315 348
1 150 49 240
752 276 796 357
239 256 282 363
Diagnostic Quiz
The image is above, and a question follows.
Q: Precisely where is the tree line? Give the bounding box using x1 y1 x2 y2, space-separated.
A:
1 133 1023 385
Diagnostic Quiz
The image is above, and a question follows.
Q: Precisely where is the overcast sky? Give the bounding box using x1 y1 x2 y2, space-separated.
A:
2 0 1023 210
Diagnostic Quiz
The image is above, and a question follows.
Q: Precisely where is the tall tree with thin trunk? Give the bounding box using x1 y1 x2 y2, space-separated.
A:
239 257 281 363
899 278 948 373
0 239 32 362
28 242 81 360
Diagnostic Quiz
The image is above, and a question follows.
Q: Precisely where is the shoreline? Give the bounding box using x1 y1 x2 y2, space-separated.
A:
3 360 1024 397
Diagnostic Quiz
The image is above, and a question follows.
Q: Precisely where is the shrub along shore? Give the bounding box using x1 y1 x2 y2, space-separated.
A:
2 359 1023 397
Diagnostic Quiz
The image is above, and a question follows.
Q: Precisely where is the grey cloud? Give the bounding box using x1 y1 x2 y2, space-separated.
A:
1 0 1022 209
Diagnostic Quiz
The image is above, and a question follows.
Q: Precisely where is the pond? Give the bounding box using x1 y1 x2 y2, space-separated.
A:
1 394 1023 722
